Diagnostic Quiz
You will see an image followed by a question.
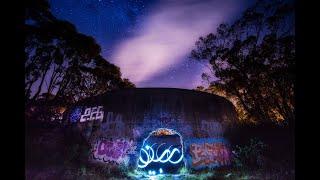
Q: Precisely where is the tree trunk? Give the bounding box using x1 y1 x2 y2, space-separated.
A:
31 61 52 101
54 72 71 100
46 67 59 102
25 78 37 98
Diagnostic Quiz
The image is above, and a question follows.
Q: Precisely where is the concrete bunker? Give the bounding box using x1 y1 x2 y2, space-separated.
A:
64 88 237 174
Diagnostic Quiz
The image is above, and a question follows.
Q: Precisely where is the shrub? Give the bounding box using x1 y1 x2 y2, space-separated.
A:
232 138 267 170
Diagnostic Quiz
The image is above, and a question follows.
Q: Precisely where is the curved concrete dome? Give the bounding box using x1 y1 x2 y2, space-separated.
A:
67 88 237 139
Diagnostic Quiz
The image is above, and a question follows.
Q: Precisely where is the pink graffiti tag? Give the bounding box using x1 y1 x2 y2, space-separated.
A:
190 143 230 167
93 139 135 163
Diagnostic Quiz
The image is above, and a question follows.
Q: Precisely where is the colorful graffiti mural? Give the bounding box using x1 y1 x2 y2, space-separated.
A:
185 138 231 169
92 138 136 164
190 143 230 166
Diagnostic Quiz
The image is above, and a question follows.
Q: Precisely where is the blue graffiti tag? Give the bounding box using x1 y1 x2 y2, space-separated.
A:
70 107 82 123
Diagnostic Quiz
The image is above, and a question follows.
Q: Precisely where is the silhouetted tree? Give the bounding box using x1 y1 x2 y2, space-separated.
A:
191 0 294 126
25 0 134 107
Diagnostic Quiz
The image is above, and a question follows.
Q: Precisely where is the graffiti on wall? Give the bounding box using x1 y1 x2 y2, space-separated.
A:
80 106 104 122
69 107 126 139
190 143 230 167
92 138 136 164
185 138 230 169
70 107 82 123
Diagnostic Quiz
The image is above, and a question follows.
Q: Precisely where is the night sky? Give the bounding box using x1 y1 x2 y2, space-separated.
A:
49 0 253 89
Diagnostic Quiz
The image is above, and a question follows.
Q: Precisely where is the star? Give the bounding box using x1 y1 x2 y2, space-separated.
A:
49 0 252 89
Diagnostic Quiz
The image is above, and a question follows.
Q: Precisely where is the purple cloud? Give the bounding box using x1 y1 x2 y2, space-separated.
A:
112 0 245 85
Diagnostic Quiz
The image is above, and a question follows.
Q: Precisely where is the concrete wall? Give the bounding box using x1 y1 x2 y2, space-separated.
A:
65 88 237 171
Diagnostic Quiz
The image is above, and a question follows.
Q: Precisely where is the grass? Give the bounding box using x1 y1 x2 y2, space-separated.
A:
26 160 294 179
125 166 294 180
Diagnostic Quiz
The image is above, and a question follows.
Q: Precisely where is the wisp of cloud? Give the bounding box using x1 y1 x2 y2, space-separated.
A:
112 0 243 85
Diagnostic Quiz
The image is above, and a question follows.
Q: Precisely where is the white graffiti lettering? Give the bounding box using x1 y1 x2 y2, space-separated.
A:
80 106 104 122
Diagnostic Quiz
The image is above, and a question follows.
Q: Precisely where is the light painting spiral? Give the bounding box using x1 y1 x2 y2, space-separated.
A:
137 143 184 168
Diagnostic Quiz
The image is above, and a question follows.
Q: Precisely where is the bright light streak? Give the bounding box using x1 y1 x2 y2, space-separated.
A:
137 143 184 168
159 168 163 174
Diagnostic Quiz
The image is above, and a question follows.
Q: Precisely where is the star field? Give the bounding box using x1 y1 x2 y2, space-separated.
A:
49 0 252 89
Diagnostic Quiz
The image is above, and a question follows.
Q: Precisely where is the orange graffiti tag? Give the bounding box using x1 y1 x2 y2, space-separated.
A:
190 142 230 167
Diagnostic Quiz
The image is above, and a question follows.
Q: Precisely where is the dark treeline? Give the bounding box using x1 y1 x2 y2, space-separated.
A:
25 0 134 121
192 1 295 172
192 0 294 127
